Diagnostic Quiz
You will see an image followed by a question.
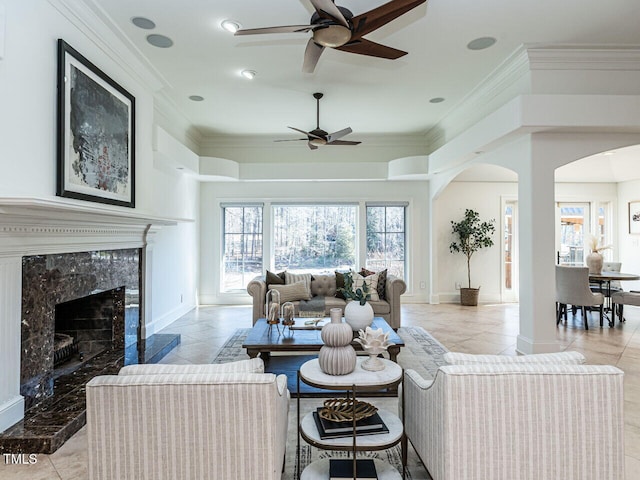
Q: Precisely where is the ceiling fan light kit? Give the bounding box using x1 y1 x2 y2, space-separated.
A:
235 0 427 73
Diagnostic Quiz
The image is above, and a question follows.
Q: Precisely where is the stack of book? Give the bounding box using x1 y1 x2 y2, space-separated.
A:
329 459 378 479
312 408 389 439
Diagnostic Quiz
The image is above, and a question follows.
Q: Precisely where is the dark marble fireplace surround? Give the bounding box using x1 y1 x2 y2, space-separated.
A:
21 250 140 410
0 248 180 454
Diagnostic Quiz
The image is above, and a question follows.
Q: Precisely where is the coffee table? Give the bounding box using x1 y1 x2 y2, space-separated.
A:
243 317 404 362
242 317 404 396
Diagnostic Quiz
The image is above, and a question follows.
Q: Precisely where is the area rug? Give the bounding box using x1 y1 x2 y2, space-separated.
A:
212 326 449 380
212 326 446 479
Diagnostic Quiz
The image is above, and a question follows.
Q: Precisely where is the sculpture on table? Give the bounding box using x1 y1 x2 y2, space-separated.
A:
265 289 281 334
354 326 394 371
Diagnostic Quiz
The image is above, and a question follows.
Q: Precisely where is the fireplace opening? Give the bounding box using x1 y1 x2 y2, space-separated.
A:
53 287 125 378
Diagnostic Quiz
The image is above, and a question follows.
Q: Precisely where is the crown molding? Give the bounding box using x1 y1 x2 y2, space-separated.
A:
526 45 640 70
425 45 531 152
49 0 169 92
198 133 428 150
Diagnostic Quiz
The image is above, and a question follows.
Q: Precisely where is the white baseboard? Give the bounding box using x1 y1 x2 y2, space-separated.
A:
145 303 195 337
516 335 562 355
0 395 24 433
198 294 252 306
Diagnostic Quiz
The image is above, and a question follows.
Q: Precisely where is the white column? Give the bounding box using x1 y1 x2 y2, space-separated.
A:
0 255 25 432
516 136 561 354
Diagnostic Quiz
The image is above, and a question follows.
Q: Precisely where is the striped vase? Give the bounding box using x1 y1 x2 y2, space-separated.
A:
318 315 356 375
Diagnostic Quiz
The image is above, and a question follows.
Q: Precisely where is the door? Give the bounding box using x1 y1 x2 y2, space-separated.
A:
556 202 591 266
501 199 518 302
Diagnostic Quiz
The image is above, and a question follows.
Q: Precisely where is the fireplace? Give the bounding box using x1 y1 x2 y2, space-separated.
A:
20 250 140 410
53 287 125 373
0 198 180 453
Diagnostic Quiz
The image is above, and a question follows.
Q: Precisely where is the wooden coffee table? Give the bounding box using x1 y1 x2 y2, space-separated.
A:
242 317 404 362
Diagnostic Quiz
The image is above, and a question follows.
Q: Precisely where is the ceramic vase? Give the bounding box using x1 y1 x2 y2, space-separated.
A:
586 252 603 274
344 301 374 331
318 314 356 375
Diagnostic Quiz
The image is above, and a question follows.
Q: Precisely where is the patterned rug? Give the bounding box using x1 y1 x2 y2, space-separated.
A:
212 326 447 479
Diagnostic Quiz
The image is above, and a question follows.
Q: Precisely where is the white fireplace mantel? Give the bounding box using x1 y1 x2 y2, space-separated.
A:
0 196 180 433
0 197 178 256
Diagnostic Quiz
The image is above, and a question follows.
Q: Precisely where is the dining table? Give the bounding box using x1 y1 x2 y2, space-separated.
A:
589 271 640 322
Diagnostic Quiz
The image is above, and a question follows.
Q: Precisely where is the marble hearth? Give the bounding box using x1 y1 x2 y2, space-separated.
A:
0 198 179 453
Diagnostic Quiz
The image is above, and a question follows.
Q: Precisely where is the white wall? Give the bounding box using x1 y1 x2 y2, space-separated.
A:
0 0 199 334
435 180 621 303
199 181 430 305
436 182 517 303
618 179 640 291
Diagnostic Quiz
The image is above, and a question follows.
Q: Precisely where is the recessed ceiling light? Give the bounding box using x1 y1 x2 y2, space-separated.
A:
189 95 204 102
603 151 616 156
241 69 257 80
131 17 156 30
146 34 174 48
467 36 496 51
221 20 241 33
429 97 445 104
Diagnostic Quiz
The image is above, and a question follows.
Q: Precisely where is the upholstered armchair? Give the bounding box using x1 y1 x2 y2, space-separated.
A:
556 265 604 329
403 355 624 480
86 359 289 480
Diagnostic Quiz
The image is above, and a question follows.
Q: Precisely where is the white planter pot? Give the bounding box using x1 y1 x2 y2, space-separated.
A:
344 301 374 331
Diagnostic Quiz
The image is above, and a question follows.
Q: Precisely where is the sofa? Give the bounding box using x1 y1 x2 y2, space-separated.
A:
86 359 289 480
402 352 625 480
247 270 406 329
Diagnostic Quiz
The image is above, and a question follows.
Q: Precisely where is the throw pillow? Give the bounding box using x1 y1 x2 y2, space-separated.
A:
284 271 312 299
266 270 285 287
361 268 387 301
350 271 380 302
335 271 346 299
269 282 312 303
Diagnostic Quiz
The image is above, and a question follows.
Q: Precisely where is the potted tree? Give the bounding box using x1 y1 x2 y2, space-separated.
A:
449 209 496 306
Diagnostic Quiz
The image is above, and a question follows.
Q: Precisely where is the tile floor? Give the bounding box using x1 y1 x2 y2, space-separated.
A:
1 302 639 478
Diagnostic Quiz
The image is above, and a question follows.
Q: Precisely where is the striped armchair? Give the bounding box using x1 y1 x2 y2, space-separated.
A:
403 362 625 480
86 359 289 480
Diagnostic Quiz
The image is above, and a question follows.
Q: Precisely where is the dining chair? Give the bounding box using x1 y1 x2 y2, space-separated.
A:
590 261 623 296
556 265 604 330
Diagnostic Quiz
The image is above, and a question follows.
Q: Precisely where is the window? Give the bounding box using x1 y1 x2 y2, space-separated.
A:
366 205 406 278
273 205 356 273
597 202 612 260
222 205 263 291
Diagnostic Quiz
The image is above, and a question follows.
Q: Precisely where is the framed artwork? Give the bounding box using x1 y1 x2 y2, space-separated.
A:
57 39 135 207
630 201 640 234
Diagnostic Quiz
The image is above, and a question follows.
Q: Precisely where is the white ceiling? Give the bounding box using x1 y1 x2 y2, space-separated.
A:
86 0 640 181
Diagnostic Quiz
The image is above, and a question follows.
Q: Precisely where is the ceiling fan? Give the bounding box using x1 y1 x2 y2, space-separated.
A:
235 0 426 73
275 92 360 150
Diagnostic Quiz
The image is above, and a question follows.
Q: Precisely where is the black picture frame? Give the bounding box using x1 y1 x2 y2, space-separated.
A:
56 39 135 207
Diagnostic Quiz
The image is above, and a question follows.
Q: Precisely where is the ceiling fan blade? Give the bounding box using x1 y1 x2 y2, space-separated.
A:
308 141 319 150
336 38 407 59
303 39 325 73
287 126 323 140
235 25 313 36
274 138 308 142
309 0 349 27
351 0 426 39
326 127 352 143
326 140 361 146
